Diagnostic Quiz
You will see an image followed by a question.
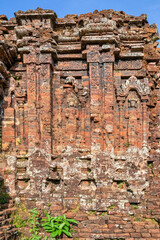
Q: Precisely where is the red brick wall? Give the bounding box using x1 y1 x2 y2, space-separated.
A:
0 8 160 239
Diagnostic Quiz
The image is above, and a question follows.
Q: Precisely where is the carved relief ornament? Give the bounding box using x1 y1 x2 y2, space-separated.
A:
116 76 150 98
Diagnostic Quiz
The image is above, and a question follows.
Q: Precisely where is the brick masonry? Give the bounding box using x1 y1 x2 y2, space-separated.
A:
0 7 160 239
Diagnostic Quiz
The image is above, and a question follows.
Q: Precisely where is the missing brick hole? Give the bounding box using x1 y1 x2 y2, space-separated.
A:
114 158 126 162
52 167 57 172
78 19 84 27
130 202 140 205
17 157 28 162
24 178 30 183
51 155 59 160
79 179 97 187
90 116 94 121
113 180 125 184
90 116 99 123
46 179 61 185
78 155 91 161
127 188 133 193
82 179 96 184
113 180 128 188
130 202 140 209
97 211 108 218
17 178 30 183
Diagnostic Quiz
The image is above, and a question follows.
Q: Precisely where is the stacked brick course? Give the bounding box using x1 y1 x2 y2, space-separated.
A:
0 7 160 239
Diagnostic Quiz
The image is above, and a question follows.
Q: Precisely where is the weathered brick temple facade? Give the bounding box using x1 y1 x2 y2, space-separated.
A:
0 7 160 239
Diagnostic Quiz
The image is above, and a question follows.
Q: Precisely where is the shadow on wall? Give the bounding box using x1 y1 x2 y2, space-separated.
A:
0 174 17 240
0 173 11 210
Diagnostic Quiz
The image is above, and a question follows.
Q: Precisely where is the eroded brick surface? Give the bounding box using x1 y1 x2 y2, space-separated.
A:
0 8 160 239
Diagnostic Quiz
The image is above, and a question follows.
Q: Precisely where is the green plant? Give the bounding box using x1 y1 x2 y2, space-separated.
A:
22 155 27 162
4 170 13 174
28 235 44 240
118 182 125 189
150 218 158 225
41 212 78 238
12 206 78 239
22 235 46 240
88 210 95 215
134 217 140 222
12 74 20 82
99 211 108 216
29 208 41 237
109 205 114 210
148 163 153 169
124 142 130 148
70 226 77 233
132 204 138 209
12 206 41 240
12 204 30 230
17 139 22 144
